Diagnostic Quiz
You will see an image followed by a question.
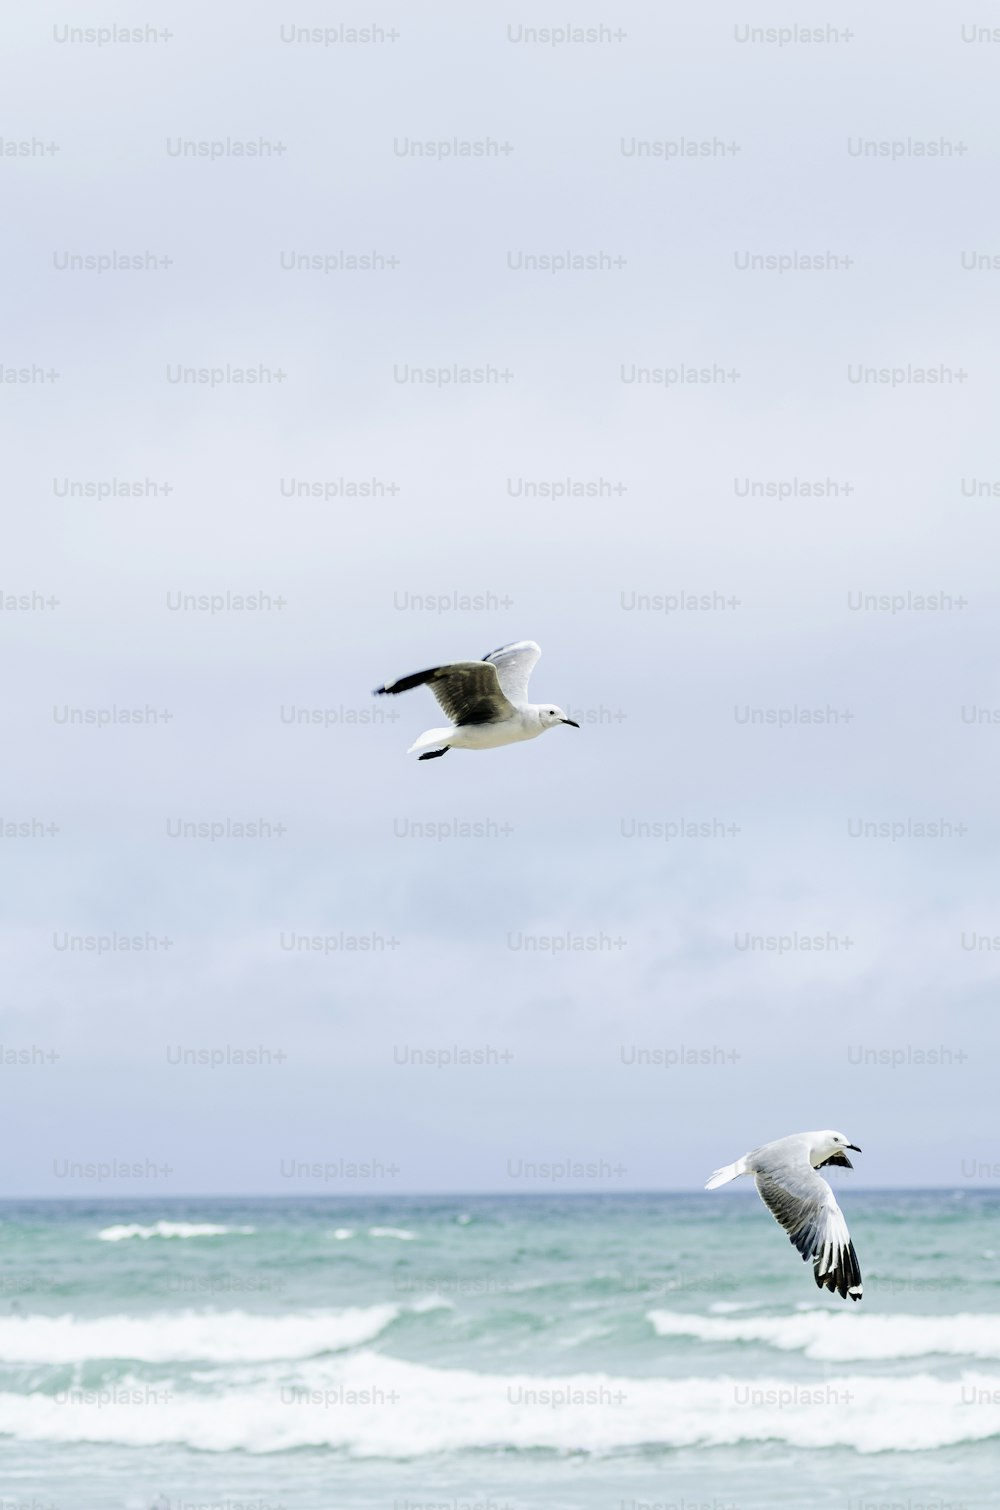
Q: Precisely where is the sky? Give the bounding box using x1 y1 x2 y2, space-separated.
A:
3 2 999 1196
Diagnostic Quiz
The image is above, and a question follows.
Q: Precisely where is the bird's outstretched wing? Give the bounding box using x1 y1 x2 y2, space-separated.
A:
482 641 541 704
375 660 516 726
753 1164 862 1301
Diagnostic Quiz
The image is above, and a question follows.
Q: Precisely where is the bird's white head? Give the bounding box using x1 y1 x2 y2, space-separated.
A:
809 1130 862 1166
538 705 579 730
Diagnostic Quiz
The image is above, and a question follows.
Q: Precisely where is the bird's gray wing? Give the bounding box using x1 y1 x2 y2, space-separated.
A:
375 660 516 726
482 641 541 704
753 1162 862 1301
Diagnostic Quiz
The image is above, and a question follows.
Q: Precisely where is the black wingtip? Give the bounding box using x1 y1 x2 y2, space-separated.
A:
812 1239 862 1301
816 1150 853 1170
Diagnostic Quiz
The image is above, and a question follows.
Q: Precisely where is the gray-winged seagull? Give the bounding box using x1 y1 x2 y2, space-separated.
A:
374 640 578 759
706 1129 863 1301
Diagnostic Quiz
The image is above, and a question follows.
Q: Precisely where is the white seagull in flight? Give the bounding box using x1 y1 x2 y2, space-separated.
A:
706 1129 863 1301
374 640 578 759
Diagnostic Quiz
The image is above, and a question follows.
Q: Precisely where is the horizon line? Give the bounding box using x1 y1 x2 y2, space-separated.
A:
1 1184 996 1201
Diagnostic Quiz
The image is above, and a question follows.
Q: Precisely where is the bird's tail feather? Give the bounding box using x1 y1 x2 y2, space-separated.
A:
705 1156 748 1190
407 727 454 756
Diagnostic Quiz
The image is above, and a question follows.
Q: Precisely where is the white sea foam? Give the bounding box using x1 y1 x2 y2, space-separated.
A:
409 1296 453 1313
331 1229 355 1240
648 1308 1000 1361
96 1222 256 1242
0 1306 400 1363
0 1352 996 1454
368 1227 415 1241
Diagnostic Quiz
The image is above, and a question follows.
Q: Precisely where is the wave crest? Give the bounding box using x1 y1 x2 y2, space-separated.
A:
648 1308 1000 1361
96 1222 255 1242
0 1354 996 1454
0 1306 400 1363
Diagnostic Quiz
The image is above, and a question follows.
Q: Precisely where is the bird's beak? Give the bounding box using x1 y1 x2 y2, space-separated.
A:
561 719 580 727
846 1143 861 1152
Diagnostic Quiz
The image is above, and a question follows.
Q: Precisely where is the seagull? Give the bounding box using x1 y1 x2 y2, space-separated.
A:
374 640 579 759
705 1130 863 1301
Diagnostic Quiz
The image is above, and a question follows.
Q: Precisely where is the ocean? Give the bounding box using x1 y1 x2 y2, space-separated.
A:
0 1191 997 1510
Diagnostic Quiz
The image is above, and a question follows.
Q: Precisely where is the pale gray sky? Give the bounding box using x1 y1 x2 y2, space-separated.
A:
3 1 999 1195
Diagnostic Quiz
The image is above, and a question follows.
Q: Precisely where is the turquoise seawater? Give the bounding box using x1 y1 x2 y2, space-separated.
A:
0 1191 997 1509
